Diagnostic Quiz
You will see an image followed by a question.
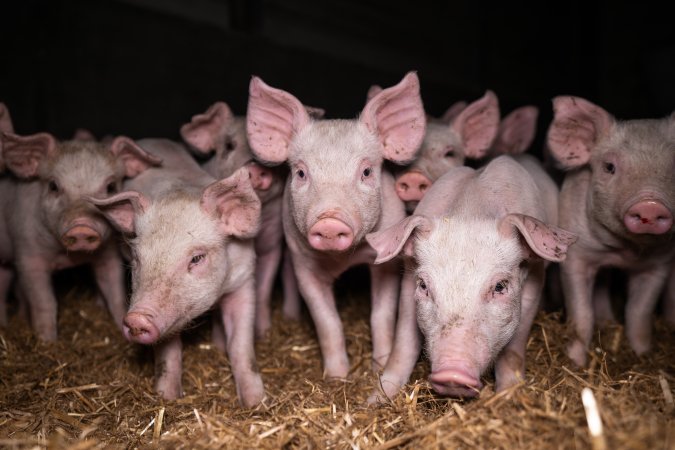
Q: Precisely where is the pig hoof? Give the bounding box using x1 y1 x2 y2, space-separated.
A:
156 381 183 400
566 340 588 367
239 376 265 408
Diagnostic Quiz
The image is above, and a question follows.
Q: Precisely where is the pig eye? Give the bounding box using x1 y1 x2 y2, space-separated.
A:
106 182 117 194
603 161 616 174
48 180 60 193
444 146 455 158
417 278 428 295
225 138 236 151
362 167 372 178
296 169 306 179
188 253 206 271
493 280 509 295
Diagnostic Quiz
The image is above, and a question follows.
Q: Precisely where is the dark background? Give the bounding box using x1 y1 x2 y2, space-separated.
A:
2 0 674 154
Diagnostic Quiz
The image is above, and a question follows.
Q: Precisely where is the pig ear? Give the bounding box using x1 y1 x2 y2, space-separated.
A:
367 215 432 264
2 132 57 179
452 90 500 159
304 105 326 120
180 101 235 156
499 213 577 263
439 101 468 124
109 136 162 178
366 85 383 102
247 76 310 165
546 96 614 169
88 191 150 235
361 72 426 163
73 128 96 142
201 167 261 239
492 106 539 155
0 103 14 135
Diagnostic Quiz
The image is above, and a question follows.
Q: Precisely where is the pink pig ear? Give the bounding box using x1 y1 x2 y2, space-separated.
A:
247 76 310 165
439 101 468 124
361 72 426 163
366 85 383 102
492 106 539 155
367 214 432 264
546 96 614 169
180 101 235 156
73 128 96 142
304 104 326 119
498 213 577 263
452 90 500 159
88 191 150 235
109 136 162 178
201 167 262 239
0 103 14 135
1 132 57 179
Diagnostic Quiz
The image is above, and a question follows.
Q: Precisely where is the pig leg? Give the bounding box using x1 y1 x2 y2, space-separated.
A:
664 265 675 327
495 262 545 392
0 265 13 326
16 258 58 341
293 262 349 378
368 271 421 404
592 270 616 325
254 244 283 340
281 249 302 320
219 278 265 408
561 255 598 367
211 314 226 353
91 244 127 332
369 259 401 371
624 266 669 355
154 334 183 400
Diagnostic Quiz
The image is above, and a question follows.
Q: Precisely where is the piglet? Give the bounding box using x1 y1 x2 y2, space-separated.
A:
0 103 14 325
90 139 265 406
367 155 576 401
246 72 426 378
180 101 321 338
0 132 160 339
547 97 675 366
392 91 500 212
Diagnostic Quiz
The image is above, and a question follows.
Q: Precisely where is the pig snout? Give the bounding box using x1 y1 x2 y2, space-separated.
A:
247 162 273 191
428 363 483 398
623 200 673 235
61 225 102 251
395 171 432 202
123 311 160 345
308 217 354 251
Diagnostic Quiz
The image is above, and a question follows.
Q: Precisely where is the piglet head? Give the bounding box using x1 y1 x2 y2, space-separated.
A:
547 96 675 242
92 167 260 344
248 72 425 252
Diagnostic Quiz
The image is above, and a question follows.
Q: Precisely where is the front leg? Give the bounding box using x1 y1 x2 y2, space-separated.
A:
253 244 283 340
495 262 544 392
560 253 598 367
625 265 669 355
369 270 421 404
369 259 401 371
16 257 57 341
220 278 265 408
154 334 183 400
293 259 348 379
281 247 302 320
91 243 127 332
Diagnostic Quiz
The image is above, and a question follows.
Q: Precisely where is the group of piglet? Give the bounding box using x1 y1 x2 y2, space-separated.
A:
0 72 673 409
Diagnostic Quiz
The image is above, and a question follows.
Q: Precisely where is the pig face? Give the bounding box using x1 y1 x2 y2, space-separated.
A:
548 97 675 243
2 133 160 253
91 168 260 344
247 72 426 252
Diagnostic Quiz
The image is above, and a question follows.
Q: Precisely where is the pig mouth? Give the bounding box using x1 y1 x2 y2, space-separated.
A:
428 365 483 398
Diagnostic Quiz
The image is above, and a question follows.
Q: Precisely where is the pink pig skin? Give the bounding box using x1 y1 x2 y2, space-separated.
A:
392 91 500 212
0 132 160 339
0 102 13 174
366 155 576 402
180 101 303 339
90 138 265 407
547 97 675 367
246 72 426 378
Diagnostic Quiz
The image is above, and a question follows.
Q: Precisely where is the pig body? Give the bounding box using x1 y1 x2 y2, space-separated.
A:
0 103 14 325
547 98 675 366
246 72 426 377
367 155 576 401
91 139 265 406
180 102 299 338
0 133 159 339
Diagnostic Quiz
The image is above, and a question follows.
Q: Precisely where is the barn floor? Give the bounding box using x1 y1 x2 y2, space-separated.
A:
0 268 673 449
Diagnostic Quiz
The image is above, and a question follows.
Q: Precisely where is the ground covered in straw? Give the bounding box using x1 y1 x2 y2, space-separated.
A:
1 268 673 449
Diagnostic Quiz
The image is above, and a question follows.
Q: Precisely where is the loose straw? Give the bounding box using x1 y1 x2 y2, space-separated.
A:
581 388 607 450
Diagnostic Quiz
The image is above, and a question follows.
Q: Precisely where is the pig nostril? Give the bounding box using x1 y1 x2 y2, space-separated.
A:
420 183 428 192
87 236 98 243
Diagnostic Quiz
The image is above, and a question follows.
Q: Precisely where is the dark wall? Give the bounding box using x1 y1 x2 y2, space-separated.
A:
2 0 673 152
